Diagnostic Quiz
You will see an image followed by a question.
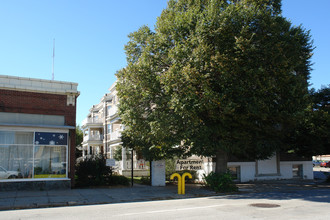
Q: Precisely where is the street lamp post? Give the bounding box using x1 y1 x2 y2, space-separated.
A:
131 148 134 187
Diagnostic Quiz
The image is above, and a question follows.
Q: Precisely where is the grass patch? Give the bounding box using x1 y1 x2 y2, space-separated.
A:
128 176 150 185
34 174 66 178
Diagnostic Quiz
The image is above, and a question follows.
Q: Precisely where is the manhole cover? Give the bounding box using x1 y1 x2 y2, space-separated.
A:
250 203 280 208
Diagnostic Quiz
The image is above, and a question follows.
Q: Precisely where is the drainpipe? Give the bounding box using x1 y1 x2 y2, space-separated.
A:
103 99 107 158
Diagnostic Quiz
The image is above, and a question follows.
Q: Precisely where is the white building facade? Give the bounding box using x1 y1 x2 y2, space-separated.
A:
81 82 149 176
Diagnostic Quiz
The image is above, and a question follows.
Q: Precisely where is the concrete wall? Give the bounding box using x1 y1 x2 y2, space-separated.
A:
257 155 277 175
196 160 313 182
0 75 78 95
280 161 313 179
0 180 71 191
229 162 256 182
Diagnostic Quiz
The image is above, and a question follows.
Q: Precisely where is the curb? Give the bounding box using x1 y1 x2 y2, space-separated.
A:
0 193 218 211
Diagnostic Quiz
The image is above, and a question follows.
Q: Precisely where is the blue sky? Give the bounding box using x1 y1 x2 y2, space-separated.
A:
0 0 329 125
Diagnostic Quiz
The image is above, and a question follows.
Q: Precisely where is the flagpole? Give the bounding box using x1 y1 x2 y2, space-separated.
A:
52 39 55 80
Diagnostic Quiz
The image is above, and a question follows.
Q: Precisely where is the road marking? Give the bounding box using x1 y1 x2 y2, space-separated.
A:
115 204 226 216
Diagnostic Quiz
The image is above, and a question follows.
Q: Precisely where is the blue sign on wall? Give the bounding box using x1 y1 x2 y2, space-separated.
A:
34 132 68 145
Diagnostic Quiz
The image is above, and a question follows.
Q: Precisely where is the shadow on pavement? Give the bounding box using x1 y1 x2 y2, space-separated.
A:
211 181 330 204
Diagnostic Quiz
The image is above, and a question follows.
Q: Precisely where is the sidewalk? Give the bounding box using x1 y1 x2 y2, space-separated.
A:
0 184 216 211
0 180 329 211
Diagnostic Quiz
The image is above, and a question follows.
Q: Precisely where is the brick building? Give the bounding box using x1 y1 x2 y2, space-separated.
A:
0 75 79 190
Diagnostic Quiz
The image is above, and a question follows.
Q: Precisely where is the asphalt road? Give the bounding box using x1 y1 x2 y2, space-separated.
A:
1 188 330 220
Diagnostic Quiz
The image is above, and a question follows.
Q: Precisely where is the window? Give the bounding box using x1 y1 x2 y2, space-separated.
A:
0 131 68 181
228 166 240 181
0 131 33 180
107 124 112 133
34 145 66 178
107 106 111 116
292 164 303 178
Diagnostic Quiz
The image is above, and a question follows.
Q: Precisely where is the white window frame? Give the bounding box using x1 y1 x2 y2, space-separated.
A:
0 128 69 182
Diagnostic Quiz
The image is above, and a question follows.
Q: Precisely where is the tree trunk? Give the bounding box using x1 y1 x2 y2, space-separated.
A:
215 149 228 174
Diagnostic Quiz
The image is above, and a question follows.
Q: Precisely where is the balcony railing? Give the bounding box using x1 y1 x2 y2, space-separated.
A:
83 134 104 142
82 117 103 125
106 133 111 141
110 130 122 140
107 105 118 118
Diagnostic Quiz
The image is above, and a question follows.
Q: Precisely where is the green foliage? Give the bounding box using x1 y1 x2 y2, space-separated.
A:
203 172 238 193
108 175 129 186
113 147 132 161
289 86 330 156
75 125 83 158
132 176 151 185
34 167 42 175
310 85 330 113
117 0 314 173
75 155 129 187
75 125 83 147
113 147 122 161
291 109 330 156
140 176 151 185
165 158 177 180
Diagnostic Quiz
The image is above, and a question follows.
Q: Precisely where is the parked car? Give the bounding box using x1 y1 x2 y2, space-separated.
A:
320 161 330 167
0 166 21 179
323 161 330 168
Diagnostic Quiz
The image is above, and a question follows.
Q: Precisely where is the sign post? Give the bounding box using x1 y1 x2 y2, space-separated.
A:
131 149 134 187
106 159 116 167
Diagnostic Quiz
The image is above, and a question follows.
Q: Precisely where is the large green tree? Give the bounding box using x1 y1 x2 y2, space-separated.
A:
116 26 186 161
291 86 330 156
310 85 330 113
117 0 313 173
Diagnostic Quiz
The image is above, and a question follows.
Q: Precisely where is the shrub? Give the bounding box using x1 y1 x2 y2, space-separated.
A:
165 158 177 180
109 175 129 186
134 176 151 185
203 172 238 193
326 174 330 183
140 176 151 185
75 155 113 187
34 167 42 175
128 176 151 185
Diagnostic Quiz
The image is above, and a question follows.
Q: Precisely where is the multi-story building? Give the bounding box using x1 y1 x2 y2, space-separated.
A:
81 82 148 176
0 75 79 190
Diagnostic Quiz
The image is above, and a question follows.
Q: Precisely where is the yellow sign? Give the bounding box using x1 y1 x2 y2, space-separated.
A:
170 172 192 195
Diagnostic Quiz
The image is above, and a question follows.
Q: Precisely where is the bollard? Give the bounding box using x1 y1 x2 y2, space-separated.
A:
170 172 192 195
181 172 192 195
170 173 182 194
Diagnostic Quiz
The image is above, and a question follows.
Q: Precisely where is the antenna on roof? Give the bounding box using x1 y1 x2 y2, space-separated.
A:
52 38 55 80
